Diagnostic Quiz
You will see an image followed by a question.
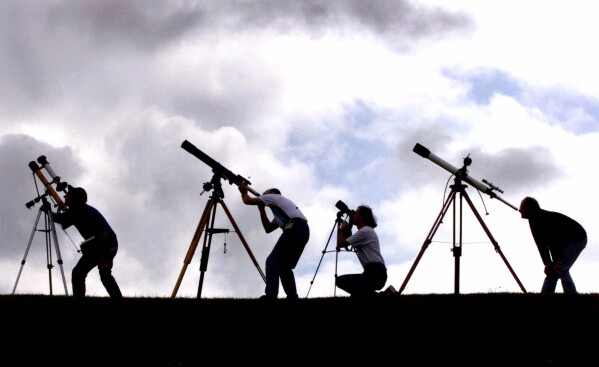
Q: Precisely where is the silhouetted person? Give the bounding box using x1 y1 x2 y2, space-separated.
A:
336 205 387 297
51 186 122 298
519 196 586 293
238 181 309 300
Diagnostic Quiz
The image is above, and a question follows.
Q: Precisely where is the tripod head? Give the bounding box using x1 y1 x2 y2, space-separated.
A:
39 196 52 212
200 173 226 199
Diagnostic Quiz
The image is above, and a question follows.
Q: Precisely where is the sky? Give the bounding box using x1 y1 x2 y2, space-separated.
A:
1 0 598 299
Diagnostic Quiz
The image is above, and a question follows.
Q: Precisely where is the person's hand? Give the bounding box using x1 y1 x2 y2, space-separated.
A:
336 243 351 251
238 181 248 195
339 221 353 237
544 265 556 276
339 221 350 231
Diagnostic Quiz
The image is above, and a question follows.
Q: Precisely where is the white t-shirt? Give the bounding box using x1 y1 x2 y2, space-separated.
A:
346 226 385 267
259 194 307 228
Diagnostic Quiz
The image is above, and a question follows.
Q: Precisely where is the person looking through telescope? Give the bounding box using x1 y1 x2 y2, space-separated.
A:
50 186 123 298
238 181 309 300
336 205 388 298
519 197 586 294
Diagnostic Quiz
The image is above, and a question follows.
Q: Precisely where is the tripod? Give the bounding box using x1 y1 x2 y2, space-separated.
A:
306 211 353 298
398 176 527 294
12 197 69 295
171 174 266 298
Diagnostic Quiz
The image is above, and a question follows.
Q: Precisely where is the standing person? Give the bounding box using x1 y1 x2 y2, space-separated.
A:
336 205 387 297
238 181 309 300
51 186 123 298
519 196 587 294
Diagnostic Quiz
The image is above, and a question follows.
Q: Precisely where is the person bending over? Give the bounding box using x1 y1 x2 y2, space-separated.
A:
519 196 586 293
238 181 309 300
51 186 122 298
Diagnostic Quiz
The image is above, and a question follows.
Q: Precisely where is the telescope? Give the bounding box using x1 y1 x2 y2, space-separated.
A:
335 200 356 227
37 155 68 192
28 161 65 209
181 140 260 197
335 200 356 218
413 143 517 210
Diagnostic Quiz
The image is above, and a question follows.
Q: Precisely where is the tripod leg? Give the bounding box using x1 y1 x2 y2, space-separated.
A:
461 191 527 293
172 195 269 298
306 219 339 298
218 199 266 283
454 189 461 293
47 211 69 295
43 212 54 295
334 243 339 297
171 198 214 297
197 198 220 297
398 189 457 294
12 208 43 294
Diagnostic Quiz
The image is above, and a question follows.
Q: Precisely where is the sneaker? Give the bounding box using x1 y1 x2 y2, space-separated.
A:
259 294 277 301
383 285 398 295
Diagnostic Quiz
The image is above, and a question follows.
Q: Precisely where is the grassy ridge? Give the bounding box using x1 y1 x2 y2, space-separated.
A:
3 293 599 366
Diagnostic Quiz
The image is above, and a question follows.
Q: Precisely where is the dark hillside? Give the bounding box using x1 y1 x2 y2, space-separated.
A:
3 293 599 366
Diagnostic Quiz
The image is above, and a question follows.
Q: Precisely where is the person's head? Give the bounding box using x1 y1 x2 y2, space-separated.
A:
65 186 87 207
263 188 281 195
354 205 377 228
519 196 540 219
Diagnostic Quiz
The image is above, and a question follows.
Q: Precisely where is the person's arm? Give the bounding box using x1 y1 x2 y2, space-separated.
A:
534 238 554 277
258 205 278 233
239 182 262 205
533 231 552 265
239 182 277 233
96 230 109 242
337 221 353 249
50 207 72 228
538 244 552 266
530 220 552 266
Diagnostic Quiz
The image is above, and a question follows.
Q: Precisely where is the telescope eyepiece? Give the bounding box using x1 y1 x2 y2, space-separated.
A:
37 155 49 165
29 161 40 172
55 182 68 192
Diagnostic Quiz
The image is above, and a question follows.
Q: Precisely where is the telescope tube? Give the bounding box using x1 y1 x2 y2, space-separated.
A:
29 161 65 208
181 140 260 197
413 143 517 210
29 161 65 209
37 155 59 182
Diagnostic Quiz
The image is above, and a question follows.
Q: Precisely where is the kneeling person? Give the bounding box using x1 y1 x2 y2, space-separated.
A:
336 205 387 297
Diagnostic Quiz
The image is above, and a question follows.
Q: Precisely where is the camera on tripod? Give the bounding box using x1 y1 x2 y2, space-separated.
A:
335 200 356 218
